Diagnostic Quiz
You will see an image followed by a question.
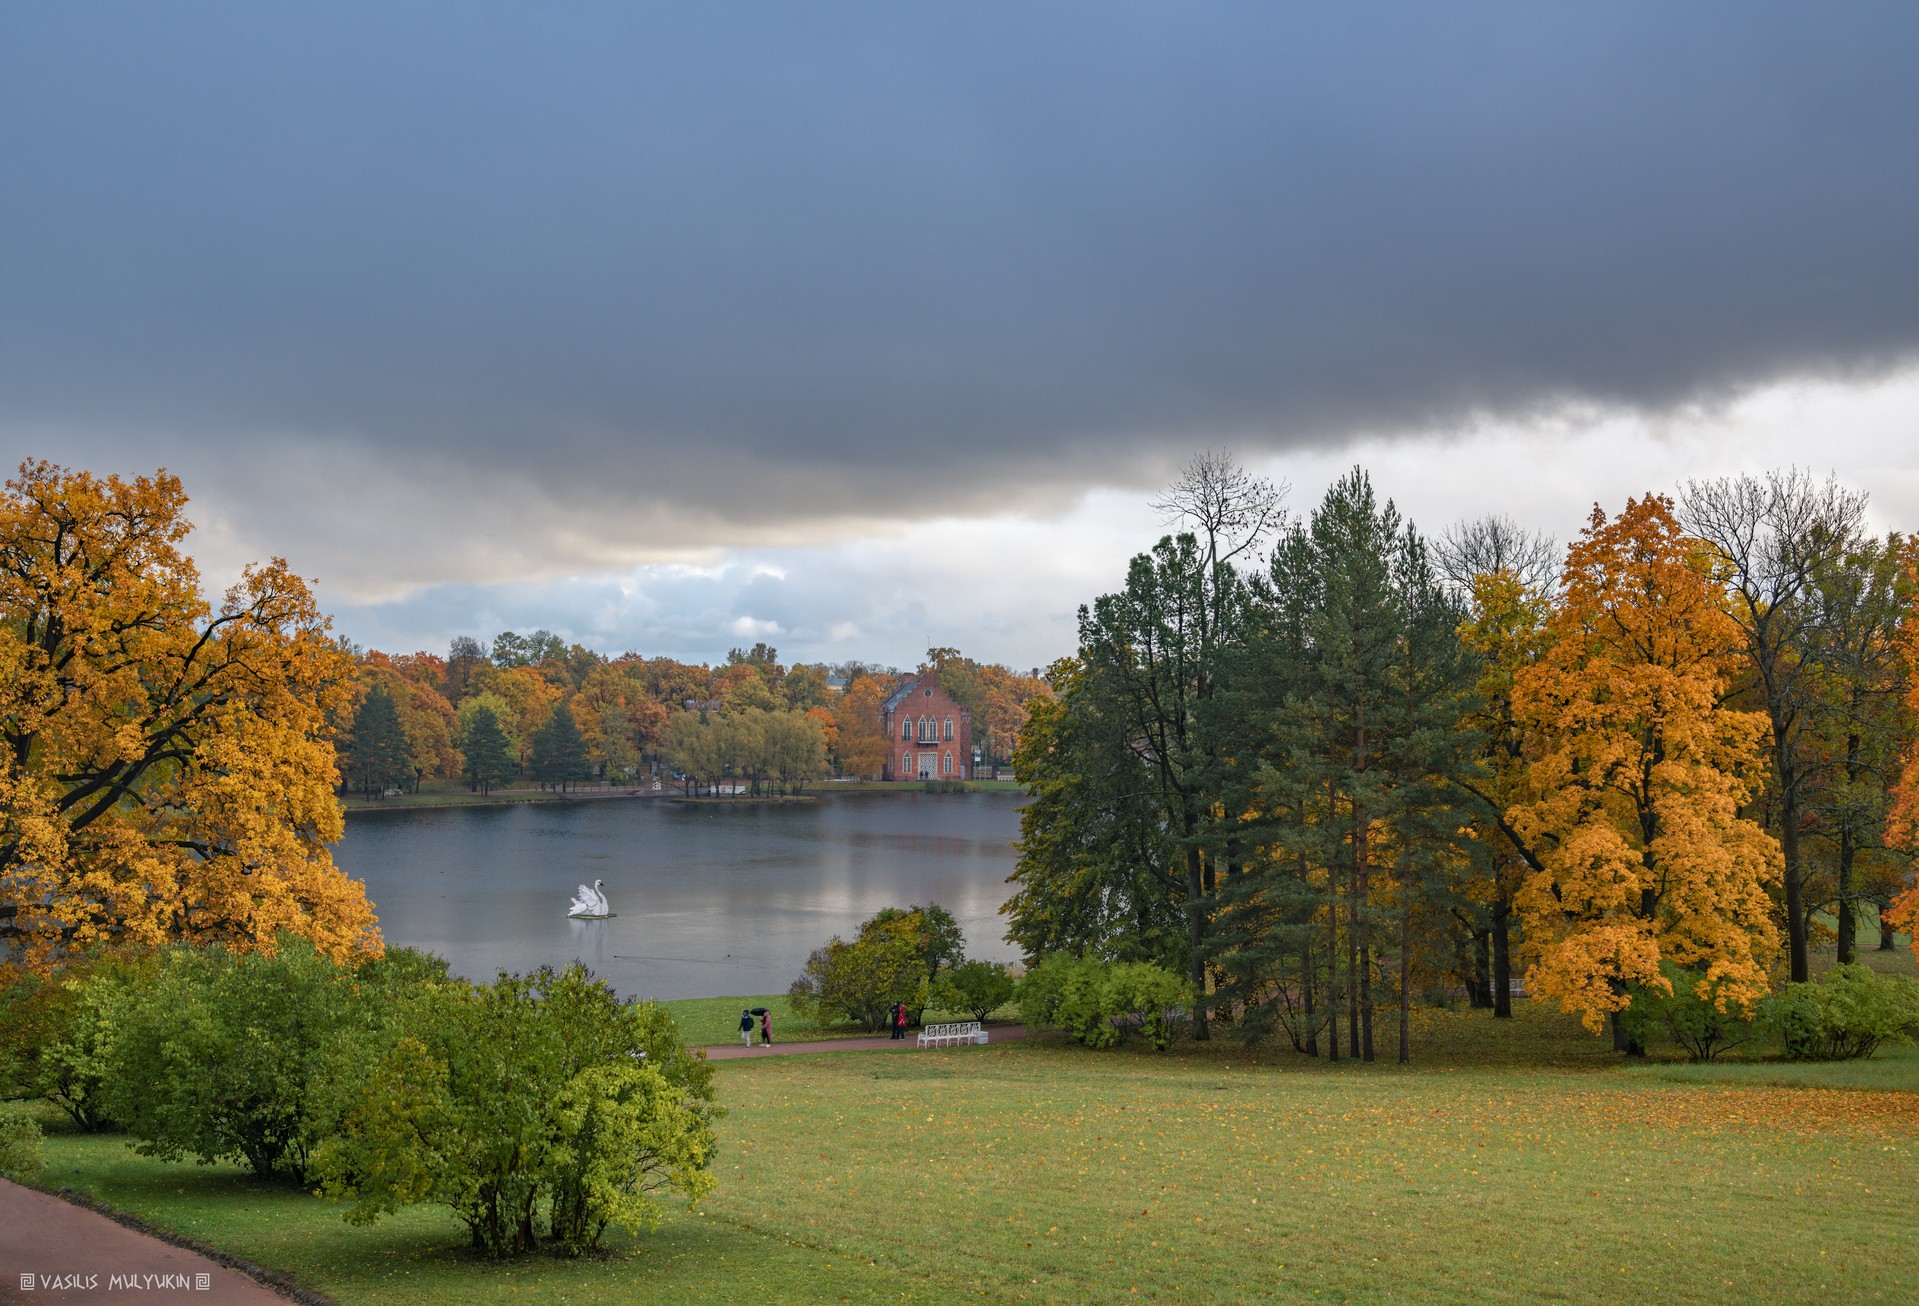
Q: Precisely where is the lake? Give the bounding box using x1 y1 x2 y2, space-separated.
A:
331 790 1026 1001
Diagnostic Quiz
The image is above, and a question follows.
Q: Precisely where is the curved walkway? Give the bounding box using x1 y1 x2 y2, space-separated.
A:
0 1180 304 1305
703 1023 1031 1060
1 1028 1031 1303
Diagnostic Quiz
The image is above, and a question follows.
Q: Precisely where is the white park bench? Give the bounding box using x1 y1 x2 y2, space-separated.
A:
916 1021 989 1048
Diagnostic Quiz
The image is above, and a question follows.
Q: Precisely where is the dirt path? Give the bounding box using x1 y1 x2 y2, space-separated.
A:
0 1180 302 1305
703 1024 1030 1060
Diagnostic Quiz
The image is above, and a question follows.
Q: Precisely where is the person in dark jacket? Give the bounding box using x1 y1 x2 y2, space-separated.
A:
739 1008 754 1048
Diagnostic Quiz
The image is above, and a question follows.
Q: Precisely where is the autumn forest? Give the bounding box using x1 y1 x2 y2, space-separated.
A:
1006 457 1919 1062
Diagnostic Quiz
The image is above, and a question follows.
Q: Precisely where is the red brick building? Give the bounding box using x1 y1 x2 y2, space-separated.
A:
880 673 973 780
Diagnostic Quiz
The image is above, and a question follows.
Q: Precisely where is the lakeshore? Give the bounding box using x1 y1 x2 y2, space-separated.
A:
339 777 1026 814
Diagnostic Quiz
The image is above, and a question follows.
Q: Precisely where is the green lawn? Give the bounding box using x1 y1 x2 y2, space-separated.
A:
18 1001 1919 1305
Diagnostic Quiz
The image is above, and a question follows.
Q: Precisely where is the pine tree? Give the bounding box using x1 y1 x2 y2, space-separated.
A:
530 703 591 792
346 684 412 799
461 704 515 796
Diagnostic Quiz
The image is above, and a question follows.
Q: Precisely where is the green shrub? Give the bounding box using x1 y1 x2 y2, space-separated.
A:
1016 954 1189 1051
1761 964 1919 1061
1621 964 1753 1062
788 910 941 1031
933 959 1017 1022
311 964 717 1257
31 952 159 1132
0 1103 44 1180
103 937 356 1181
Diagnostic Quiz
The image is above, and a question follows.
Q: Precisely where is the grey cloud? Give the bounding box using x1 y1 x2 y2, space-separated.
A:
4 3 1917 596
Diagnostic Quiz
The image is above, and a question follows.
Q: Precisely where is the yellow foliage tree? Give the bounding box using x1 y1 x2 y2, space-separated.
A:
1507 495 1780 1036
1883 539 1919 959
0 461 380 970
831 674 892 779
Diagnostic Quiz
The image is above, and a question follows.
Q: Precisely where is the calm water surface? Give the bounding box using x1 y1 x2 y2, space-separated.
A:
332 791 1025 1000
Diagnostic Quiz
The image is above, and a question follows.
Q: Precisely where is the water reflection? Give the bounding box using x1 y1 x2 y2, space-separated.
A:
332 791 1025 1000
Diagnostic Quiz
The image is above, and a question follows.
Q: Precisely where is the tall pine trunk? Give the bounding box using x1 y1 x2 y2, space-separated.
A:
1353 713 1374 1063
1301 935 1319 1057
1327 855 1342 1062
1397 893 1411 1064
1185 834 1209 1040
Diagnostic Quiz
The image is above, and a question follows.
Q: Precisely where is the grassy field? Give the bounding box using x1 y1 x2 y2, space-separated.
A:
18 998 1919 1306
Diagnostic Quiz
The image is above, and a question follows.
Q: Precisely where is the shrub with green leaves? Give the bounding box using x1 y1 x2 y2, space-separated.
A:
0 1103 44 1180
103 937 356 1181
933 958 1017 1022
28 952 160 1132
312 964 717 1257
1621 963 1753 1062
1761 964 1919 1061
787 912 935 1031
1017 954 1189 1051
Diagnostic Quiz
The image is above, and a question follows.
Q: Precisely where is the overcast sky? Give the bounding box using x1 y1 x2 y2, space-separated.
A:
4 4 1917 669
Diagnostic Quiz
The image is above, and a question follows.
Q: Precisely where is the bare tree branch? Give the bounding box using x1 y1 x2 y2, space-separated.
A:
1151 449 1289 571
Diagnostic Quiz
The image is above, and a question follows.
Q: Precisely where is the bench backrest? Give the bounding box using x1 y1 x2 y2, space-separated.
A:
922 1022 981 1038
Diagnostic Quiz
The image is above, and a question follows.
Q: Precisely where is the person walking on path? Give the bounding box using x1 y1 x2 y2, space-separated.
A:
892 1001 908 1041
739 1008 754 1048
760 1009 773 1046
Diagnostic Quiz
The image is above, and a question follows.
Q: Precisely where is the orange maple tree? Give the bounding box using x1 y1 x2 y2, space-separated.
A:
1506 495 1780 1032
0 461 380 971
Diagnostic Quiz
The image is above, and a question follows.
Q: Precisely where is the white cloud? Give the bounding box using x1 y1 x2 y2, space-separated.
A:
199 365 1919 670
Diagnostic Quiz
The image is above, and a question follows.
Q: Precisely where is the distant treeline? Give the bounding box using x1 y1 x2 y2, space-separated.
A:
337 637 1051 798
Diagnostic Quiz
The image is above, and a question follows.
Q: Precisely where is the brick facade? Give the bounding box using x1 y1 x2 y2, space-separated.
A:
879 673 973 781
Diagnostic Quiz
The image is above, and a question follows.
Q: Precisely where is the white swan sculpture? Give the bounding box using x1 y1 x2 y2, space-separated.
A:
567 878 613 919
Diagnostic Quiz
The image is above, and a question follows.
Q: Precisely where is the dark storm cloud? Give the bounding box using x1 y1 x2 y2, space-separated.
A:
3 2 1917 586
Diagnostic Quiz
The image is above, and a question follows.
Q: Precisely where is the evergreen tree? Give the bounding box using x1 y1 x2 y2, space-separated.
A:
530 703 592 792
461 704 515 796
345 684 412 799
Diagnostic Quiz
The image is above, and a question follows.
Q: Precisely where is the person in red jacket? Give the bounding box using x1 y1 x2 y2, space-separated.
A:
760 1009 772 1046
892 1001 908 1041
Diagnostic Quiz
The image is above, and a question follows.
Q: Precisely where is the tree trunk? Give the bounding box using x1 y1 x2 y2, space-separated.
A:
1610 1009 1645 1057
1354 806 1373 1064
1491 898 1513 1019
1779 756 1809 983
1185 840 1209 1040
1326 857 1341 1063
1301 935 1319 1058
1398 896 1411 1064
1837 725 1863 964
1346 871 1361 1061
1470 930 1493 1009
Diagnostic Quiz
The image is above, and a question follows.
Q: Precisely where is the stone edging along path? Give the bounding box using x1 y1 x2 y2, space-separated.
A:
0 1027 1031 1304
